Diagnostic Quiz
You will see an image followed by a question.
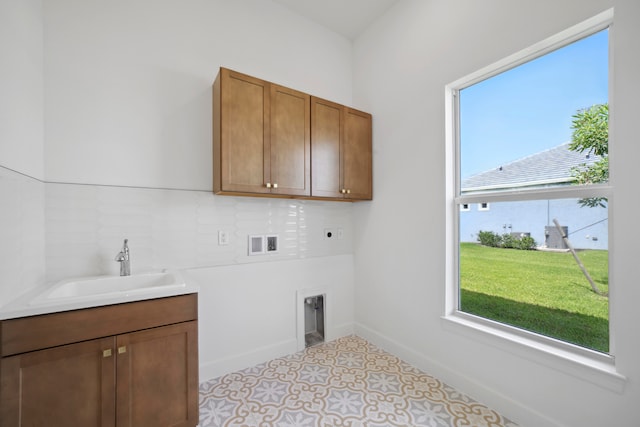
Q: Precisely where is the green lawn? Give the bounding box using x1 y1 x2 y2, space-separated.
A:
460 243 609 353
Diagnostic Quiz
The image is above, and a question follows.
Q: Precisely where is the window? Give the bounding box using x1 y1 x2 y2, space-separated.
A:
445 10 614 364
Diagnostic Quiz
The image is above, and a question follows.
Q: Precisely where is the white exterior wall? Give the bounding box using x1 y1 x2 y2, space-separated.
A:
352 0 639 425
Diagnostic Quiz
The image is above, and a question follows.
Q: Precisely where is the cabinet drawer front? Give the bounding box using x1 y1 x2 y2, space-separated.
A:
1 294 197 357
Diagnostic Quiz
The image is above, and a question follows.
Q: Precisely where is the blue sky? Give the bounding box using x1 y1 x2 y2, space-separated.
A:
460 29 608 178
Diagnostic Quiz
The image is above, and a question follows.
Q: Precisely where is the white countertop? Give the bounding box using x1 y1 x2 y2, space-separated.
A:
0 269 199 320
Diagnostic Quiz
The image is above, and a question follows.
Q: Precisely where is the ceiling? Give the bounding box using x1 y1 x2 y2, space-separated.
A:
271 0 400 40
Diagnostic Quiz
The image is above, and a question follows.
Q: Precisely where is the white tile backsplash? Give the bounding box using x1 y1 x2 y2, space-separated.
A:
43 182 354 284
0 168 45 305
0 165 354 301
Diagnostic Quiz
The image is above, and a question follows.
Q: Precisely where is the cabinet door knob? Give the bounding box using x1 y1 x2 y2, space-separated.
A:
340 189 346 194
273 183 278 189
266 182 272 189
118 346 127 354
346 189 351 194
103 349 112 358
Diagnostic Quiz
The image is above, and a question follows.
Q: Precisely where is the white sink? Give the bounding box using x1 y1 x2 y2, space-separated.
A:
30 270 186 306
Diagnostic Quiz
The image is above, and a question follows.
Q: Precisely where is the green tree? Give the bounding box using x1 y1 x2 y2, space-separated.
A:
569 103 608 208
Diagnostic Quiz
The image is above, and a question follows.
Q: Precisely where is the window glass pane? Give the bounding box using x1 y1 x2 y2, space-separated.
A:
459 30 609 193
459 198 609 353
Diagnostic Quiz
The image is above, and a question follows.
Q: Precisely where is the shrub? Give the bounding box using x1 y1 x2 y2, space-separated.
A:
476 231 537 250
518 236 537 250
501 233 518 249
477 230 502 247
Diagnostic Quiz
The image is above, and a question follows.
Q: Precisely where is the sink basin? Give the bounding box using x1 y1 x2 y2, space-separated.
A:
30 270 186 305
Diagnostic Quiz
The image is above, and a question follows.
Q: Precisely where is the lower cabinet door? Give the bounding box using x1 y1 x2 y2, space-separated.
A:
0 337 116 427
116 321 198 427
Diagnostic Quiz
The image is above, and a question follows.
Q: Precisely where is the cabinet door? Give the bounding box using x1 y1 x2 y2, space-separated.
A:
311 97 343 198
217 68 271 194
270 84 310 196
116 321 198 427
343 108 373 200
0 337 116 427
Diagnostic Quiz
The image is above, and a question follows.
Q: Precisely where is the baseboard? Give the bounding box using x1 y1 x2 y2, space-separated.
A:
329 321 355 342
354 322 561 427
199 338 297 382
199 322 355 383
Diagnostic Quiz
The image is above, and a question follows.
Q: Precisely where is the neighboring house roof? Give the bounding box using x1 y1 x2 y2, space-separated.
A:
461 142 602 192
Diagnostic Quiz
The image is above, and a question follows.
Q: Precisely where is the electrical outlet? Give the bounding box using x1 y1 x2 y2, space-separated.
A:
218 230 229 245
266 235 279 253
337 228 344 239
248 235 265 255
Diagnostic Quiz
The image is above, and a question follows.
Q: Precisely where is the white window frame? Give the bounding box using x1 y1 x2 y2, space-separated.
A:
460 203 470 212
477 202 490 211
444 9 625 392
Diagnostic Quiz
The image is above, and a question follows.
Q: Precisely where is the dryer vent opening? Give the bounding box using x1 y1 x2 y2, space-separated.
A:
304 295 325 347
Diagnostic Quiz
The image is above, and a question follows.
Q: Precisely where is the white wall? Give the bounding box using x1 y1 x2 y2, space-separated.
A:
41 181 355 380
43 0 354 190
352 0 640 426
0 0 46 305
13 0 639 424
191 254 354 381
0 0 44 180
0 169 45 306
1 0 359 382
44 183 354 283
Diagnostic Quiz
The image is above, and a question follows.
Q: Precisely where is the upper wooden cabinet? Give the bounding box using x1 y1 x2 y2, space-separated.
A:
213 68 310 197
343 107 373 200
270 84 311 196
311 97 372 200
310 97 342 199
1 336 117 426
213 68 269 195
213 67 372 201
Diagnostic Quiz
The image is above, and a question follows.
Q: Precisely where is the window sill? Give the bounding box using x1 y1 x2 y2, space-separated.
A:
441 311 626 393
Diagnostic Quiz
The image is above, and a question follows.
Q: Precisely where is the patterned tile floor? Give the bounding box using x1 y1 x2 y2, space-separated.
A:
199 335 518 427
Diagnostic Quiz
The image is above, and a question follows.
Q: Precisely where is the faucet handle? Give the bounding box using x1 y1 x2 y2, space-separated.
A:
116 238 131 276
116 238 129 261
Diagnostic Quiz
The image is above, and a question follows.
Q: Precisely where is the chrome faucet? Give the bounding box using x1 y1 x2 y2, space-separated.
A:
115 239 131 276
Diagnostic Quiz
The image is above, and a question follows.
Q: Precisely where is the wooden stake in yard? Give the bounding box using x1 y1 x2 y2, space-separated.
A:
552 218 607 296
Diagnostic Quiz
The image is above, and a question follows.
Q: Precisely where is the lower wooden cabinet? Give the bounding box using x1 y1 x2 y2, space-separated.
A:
116 322 198 427
1 336 116 426
0 294 198 427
